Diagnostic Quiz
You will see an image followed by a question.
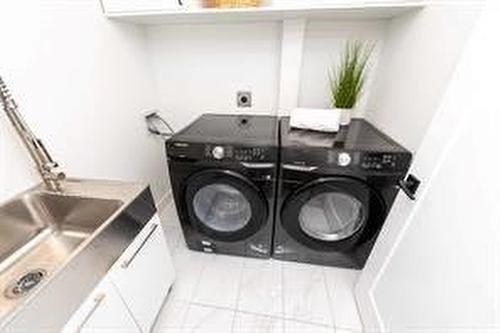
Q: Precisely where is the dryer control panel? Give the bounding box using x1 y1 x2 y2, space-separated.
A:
360 153 405 171
324 151 411 173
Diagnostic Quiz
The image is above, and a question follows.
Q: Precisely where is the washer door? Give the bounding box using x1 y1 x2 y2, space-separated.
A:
281 177 386 250
185 169 268 241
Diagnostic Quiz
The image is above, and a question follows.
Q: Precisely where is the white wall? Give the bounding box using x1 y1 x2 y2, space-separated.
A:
366 3 482 152
0 0 169 203
146 19 388 128
146 22 282 130
299 19 385 118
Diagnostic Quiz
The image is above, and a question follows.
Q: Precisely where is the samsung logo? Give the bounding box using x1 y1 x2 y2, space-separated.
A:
173 142 189 148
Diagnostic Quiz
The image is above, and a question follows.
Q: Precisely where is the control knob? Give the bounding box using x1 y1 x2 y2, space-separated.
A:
337 152 352 167
212 146 225 160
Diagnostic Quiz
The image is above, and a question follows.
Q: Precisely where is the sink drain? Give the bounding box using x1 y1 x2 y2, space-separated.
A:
4 269 47 299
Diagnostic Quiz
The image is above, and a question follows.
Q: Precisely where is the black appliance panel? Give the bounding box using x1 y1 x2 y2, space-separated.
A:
172 114 278 146
274 117 412 269
166 114 278 259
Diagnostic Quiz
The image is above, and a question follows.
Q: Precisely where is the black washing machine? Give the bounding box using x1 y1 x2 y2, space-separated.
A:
166 114 278 258
273 118 412 269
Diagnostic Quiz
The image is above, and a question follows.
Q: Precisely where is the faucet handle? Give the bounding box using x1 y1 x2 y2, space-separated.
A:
43 168 66 193
43 170 65 180
48 170 66 181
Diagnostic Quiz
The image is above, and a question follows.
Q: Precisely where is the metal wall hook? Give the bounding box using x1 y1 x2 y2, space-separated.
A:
144 110 175 138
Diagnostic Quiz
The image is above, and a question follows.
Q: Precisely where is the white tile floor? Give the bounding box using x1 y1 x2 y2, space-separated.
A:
155 202 363 333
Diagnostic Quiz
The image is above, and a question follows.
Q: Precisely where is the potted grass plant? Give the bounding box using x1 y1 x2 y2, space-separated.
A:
329 41 373 126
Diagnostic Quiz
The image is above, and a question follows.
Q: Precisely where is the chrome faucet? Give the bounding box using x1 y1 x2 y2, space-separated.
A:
0 76 65 192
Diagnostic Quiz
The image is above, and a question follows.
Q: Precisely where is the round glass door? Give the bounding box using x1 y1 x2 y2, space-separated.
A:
193 183 252 232
280 177 384 250
185 170 268 241
298 192 364 241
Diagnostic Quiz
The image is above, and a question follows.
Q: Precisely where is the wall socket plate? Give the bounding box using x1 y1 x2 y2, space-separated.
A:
237 91 252 108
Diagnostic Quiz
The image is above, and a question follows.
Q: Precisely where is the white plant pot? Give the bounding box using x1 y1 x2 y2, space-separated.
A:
337 108 352 126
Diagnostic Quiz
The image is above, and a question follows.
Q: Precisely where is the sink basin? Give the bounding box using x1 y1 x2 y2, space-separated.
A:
0 193 123 264
0 179 155 330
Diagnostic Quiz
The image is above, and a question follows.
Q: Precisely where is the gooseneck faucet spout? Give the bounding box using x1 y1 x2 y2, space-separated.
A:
0 76 65 192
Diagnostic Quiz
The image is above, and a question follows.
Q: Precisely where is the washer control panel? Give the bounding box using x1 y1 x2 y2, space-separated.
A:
205 145 233 159
234 147 268 162
204 145 270 162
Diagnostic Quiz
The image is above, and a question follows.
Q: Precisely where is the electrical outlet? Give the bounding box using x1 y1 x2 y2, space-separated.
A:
237 91 252 108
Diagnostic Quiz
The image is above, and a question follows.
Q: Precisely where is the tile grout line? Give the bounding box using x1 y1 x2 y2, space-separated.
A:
189 299 337 326
323 266 338 331
175 300 339 330
281 260 286 333
155 300 339 333
174 300 191 332
171 248 208 332
281 263 339 328
230 258 246 332
187 250 210 305
167 229 181 254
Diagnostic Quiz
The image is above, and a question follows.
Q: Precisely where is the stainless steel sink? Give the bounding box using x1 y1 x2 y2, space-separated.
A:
0 193 123 266
0 179 155 331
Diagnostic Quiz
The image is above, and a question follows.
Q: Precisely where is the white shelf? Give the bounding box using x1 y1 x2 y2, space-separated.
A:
105 1 425 25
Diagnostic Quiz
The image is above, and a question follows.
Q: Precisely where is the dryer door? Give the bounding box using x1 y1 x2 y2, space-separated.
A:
185 169 268 242
280 177 386 250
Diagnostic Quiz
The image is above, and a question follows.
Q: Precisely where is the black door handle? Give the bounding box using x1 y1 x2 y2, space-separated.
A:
399 174 421 200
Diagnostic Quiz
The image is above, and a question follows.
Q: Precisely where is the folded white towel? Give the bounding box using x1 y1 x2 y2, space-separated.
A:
290 108 340 132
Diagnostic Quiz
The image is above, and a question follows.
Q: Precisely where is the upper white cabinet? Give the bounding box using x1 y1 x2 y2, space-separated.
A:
102 0 182 13
102 0 425 24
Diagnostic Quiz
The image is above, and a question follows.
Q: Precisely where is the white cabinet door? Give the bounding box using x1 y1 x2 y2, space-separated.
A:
102 0 182 13
63 279 139 333
356 5 498 332
110 215 175 332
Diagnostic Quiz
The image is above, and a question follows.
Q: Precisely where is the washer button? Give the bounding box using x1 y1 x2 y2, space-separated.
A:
337 152 352 167
212 146 225 160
